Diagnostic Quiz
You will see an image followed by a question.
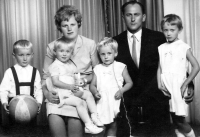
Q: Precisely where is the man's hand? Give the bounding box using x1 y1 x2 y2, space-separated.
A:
3 103 9 114
184 85 194 104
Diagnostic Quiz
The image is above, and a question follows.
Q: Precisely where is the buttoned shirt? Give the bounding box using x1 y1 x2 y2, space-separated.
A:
0 64 43 104
127 29 142 66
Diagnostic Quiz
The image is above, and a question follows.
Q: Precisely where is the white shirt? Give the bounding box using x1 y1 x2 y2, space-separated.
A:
0 64 43 104
127 29 142 66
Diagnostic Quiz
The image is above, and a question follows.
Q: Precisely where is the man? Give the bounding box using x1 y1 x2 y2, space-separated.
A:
113 1 194 137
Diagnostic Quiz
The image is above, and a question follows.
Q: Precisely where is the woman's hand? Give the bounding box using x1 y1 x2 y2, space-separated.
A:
48 91 60 104
115 90 123 100
43 84 59 104
78 78 88 87
94 92 101 100
79 78 85 87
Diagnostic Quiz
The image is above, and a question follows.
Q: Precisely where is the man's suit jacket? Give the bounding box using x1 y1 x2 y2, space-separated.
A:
113 27 168 108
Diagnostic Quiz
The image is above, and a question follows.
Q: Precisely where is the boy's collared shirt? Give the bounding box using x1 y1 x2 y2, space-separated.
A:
0 64 43 104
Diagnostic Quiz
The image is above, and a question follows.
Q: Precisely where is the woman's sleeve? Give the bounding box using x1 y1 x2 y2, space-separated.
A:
42 44 54 85
90 41 99 68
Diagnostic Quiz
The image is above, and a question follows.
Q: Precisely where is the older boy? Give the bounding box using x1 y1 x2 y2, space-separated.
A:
0 40 43 114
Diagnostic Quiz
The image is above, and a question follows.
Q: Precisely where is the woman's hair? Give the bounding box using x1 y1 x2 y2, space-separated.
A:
13 40 33 54
54 5 82 32
97 37 118 54
54 37 74 52
161 14 183 31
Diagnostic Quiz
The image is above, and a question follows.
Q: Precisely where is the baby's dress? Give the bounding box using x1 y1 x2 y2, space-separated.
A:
94 61 126 124
158 39 190 116
46 59 77 116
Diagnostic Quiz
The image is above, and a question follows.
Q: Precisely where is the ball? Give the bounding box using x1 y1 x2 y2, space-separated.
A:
9 95 38 124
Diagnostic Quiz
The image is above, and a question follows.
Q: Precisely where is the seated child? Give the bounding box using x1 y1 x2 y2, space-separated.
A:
0 40 43 115
46 37 103 134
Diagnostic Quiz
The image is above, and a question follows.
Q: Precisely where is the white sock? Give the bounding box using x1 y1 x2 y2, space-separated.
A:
107 136 116 137
175 129 185 137
85 121 93 126
184 129 195 137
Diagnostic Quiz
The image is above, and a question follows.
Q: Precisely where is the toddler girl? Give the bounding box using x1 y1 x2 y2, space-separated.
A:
90 37 133 136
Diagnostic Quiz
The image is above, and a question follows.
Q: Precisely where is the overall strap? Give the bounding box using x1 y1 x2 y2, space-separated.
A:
30 67 37 96
10 66 37 97
11 66 20 95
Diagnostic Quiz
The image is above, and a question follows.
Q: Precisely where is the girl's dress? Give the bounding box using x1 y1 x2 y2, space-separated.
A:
46 59 77 116
158 39 190 116
94 61 126 124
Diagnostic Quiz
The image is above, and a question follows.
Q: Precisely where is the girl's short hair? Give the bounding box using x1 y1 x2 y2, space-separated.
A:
161 14 183 31
13 40 33 54
97 37 118 54
54 37 74 52
55 5 82 32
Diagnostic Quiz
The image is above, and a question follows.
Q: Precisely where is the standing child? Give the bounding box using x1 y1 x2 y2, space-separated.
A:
0 40 43 115
90 37 133 136
157 14 200 137
46 37 103 134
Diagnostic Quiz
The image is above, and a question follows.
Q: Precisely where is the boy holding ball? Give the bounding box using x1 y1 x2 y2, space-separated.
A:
0 40 43 116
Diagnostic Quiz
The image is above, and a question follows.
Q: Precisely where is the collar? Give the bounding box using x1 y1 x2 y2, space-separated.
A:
127 29 142 42
15 64 31 70
54 58 72 66
74 35 82 48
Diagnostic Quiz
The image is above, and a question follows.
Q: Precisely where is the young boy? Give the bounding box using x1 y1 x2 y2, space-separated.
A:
0 40 43 115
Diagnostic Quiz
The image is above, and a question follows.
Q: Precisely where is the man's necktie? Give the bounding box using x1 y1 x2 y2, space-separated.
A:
132 35 138 67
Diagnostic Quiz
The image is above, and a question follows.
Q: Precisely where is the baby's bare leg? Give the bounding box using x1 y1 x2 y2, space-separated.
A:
81 90 97 114
63 96 91 123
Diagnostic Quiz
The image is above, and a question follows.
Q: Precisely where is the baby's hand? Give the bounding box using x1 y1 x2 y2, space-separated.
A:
37 103 42 114
3 103 9 114
115 90 123 100
71 84 79 93
158 84 171 97
94 93 101 100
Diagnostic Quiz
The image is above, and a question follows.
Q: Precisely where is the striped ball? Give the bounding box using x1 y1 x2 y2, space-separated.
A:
9 95 38 124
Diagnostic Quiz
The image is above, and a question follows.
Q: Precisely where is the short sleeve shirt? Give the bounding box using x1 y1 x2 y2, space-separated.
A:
46 35 99 75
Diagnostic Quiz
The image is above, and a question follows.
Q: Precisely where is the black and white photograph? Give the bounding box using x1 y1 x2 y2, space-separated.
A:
0 0 200 137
